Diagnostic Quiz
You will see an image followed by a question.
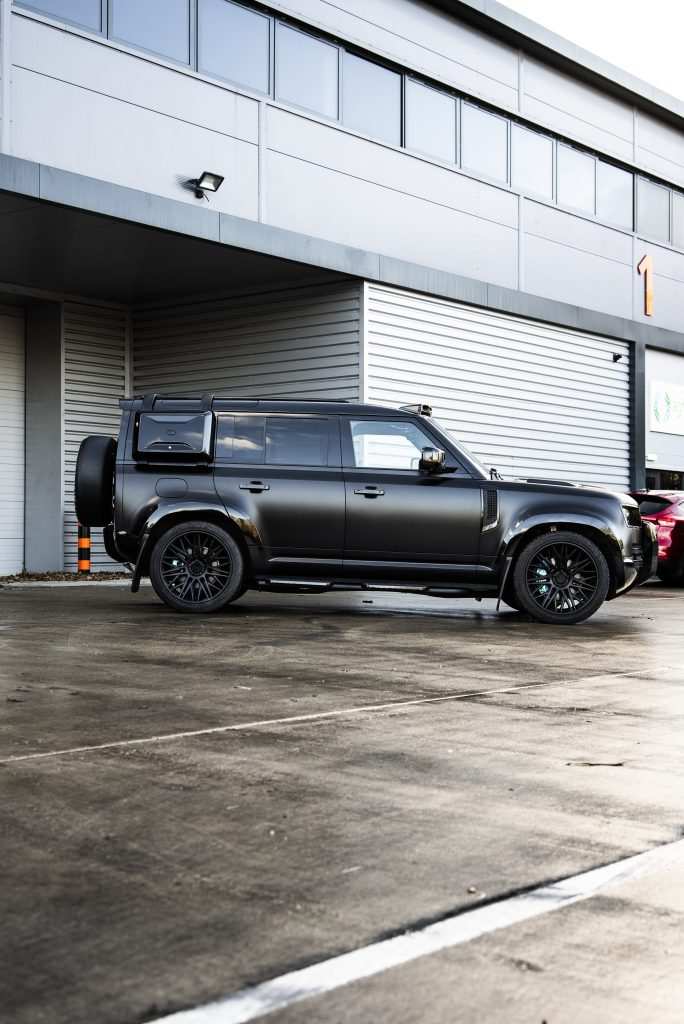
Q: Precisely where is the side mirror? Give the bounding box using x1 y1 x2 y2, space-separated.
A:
419 446 446 474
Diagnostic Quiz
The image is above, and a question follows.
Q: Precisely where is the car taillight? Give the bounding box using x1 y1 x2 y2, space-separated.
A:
655 516 677 529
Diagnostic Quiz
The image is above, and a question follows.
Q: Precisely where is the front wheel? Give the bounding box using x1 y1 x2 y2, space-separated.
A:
513 531 610 625
150 521 245 613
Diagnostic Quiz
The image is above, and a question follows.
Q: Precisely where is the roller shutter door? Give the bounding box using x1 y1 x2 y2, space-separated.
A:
63 303 127 571
133 283 361 399
0 306 25 574
365 284 631 488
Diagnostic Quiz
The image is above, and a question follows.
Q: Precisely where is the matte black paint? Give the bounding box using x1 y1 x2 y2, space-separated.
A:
109 397 656 601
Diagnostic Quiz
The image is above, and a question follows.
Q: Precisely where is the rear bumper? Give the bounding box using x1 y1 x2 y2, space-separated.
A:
636 521 659 585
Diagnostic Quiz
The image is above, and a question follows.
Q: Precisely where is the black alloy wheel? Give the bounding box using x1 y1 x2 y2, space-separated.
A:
513 530 610 625
150 521 245 613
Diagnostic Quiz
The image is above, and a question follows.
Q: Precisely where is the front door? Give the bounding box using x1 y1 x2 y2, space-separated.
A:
342 416 482 578
213 412 344 575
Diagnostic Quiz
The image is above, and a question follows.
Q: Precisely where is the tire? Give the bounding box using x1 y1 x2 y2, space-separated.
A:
513 531 610 625
74 435 116 527
149 520 245 613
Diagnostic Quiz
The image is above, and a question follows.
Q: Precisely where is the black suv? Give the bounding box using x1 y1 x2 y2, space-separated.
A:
75 395 656 624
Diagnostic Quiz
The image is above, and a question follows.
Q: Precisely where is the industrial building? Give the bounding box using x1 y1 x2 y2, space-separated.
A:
1 0 683 572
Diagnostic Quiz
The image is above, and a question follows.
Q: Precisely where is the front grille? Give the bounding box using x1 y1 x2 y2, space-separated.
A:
624 505 642 528
482 489 499 532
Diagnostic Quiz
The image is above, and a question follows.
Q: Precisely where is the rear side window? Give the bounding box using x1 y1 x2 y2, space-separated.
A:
216 415 330 466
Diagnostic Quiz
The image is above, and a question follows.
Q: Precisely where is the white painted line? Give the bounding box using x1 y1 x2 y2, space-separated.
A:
151 836 684 1024
0 665 675 766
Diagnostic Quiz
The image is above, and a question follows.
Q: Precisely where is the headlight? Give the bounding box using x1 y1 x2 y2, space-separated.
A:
622 505 641 528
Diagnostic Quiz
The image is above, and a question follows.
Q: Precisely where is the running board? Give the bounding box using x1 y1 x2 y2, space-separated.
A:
255 578 497 599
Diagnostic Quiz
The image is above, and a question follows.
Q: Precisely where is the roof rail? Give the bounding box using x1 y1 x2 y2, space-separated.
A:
136 393 352 407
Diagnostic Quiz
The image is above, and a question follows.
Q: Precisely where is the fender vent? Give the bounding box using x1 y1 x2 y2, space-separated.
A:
482 489 499 532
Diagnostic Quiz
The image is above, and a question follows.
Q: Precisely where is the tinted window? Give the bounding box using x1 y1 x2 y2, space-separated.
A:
265 417 329 466
198 0 270 93
639 178 670 242
673 192 684 249
636 496 673 516
111 0 190 63
597 161 633 229
342 53 401 146
216 415 265 463
557 145 595 214
19 0 102 30
461 103 508 183
511 124 553 199
350 420 435 470
404 79 456 163
276 24 339 119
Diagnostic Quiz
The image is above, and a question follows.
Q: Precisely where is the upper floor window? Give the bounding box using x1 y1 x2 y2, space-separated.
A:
673 192 684 249
198 0 270 94
597 161 633 230
557 144 595 215
639 177 670 242
110 0 191 65
20 0 102 30
511 124 553 200
276 23 339 120
461 102 508 184
342 53 401 147
405 79 456 164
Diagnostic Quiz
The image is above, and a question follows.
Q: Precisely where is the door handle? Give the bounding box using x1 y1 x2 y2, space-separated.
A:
239 481 270 493
354 485 385 498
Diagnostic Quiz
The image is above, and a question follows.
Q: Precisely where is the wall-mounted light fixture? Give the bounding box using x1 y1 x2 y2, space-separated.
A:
612 353 623 363
185 171 225 200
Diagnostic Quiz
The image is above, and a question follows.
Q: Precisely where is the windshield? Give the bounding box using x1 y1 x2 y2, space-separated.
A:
431 419 492 479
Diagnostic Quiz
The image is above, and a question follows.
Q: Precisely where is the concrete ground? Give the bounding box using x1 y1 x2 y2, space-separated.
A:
1 582 683 1024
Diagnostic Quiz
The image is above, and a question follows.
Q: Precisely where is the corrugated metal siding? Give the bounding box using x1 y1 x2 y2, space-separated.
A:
0 306 25 574
133 283 361 400
63 303 128 571
365 284 631 488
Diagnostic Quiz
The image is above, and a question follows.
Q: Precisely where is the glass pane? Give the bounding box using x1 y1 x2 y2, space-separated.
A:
265 418 329 466
597 161 633 229
276 23 339 119
111 0 190 63
198 0 270 93
673 192 684 249
557 145 595 214
19 0 102 30
639 178 670 242
342 53 401 146
404 79 456 163
350 420 434 470
461 103 508 183
511 124 553 199
215 415 265 463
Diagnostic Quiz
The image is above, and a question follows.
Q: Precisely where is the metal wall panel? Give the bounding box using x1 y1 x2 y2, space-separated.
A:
0 306 25 574
63 303 128 571
365 284 631 487
133 282 361 400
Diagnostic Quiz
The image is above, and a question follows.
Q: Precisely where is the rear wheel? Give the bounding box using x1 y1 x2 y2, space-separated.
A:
150 521 245 613
513 531 610 625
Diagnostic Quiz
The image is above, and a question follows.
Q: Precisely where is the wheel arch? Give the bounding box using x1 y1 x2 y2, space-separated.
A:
137 505 255 579
500 520 624 598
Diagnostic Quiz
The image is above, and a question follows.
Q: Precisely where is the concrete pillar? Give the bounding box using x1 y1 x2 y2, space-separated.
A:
25 302 64 571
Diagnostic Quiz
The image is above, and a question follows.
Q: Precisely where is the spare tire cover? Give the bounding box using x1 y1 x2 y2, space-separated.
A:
74 435 116 527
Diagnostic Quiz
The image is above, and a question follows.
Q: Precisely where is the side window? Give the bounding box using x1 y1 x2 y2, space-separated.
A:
265 417 330 466
276 23 339 119
349 419 436 471
110 0 191 64
17 0 102 30
198 0 271 93
215 415 266 463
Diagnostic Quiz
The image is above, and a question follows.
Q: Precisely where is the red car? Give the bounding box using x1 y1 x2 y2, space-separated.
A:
630 491 684 585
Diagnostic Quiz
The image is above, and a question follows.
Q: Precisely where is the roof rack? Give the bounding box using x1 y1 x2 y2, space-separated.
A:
136 394 351 408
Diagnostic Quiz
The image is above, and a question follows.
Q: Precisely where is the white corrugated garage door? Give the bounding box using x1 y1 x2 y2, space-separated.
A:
63 303 128 571
133 283 361 399
365 284 631 488
0 306 25 574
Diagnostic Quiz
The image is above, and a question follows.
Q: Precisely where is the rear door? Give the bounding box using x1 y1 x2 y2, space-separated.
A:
214 412 344 574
